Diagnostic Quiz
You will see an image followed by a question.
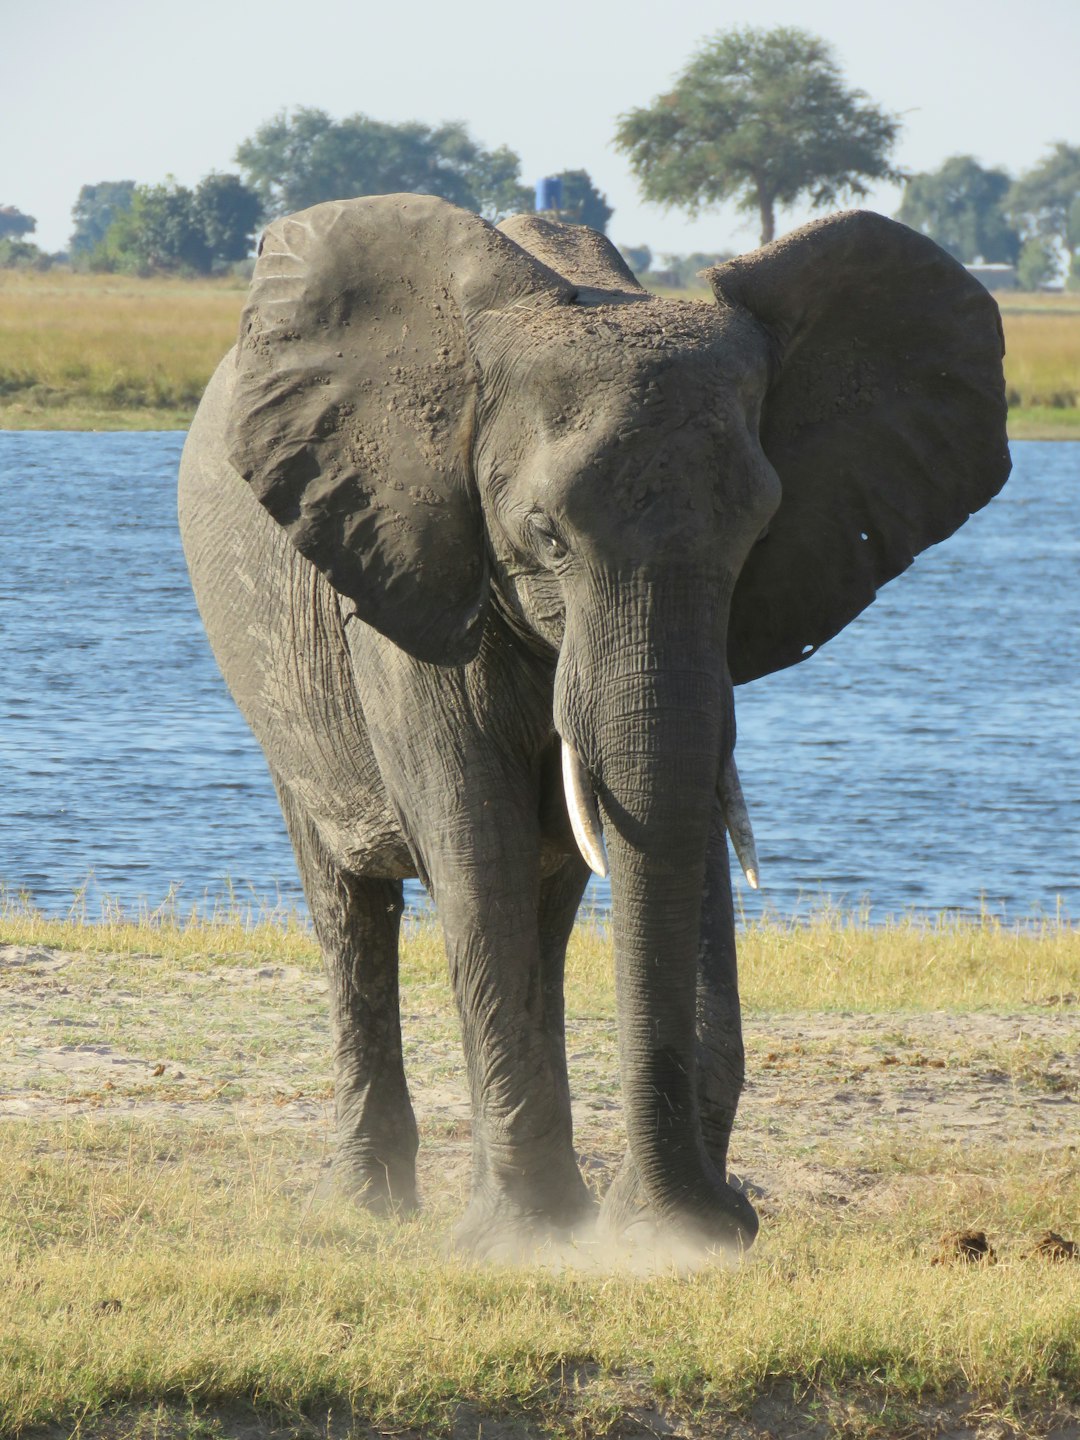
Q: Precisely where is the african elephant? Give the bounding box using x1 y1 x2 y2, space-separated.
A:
178 195 1009 1256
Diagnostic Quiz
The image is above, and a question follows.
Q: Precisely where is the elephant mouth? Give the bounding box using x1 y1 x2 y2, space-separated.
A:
559 737 759 890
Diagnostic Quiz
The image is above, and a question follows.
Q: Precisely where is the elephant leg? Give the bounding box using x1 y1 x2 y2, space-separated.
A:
536 854 592 1145
695 806 748 1178
435 849 594 1255
599 805 754 1239
273 776 419 1213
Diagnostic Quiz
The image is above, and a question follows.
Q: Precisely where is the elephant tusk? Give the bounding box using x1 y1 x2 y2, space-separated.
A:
718 753 760 890
561 740 609 879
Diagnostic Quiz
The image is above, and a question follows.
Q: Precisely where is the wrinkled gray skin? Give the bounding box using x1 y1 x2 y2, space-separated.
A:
179 196 1010 1256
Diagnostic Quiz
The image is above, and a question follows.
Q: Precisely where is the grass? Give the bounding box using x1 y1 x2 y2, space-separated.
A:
0 269 242 429
1 269 1078 440
2 1126 1077 1437
3 893 1077 1013
0 906 1077 1436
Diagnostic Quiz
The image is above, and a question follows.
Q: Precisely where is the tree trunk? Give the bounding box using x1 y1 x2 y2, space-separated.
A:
758 186 776 246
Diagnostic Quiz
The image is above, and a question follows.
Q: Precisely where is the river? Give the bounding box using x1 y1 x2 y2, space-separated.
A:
1 433 1076 922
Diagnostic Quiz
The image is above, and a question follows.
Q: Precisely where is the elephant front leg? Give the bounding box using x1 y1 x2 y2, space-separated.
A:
599 808 757 1243
431 847 594 1257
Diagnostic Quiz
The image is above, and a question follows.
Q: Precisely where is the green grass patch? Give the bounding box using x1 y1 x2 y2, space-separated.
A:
0 1122 1077 1437
1006 404 1080 439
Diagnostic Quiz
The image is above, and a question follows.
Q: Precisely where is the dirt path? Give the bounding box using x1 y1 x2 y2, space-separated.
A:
2 942 1076 1220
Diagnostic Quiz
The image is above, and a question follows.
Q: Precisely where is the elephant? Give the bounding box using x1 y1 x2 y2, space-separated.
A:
178 194 1009 1256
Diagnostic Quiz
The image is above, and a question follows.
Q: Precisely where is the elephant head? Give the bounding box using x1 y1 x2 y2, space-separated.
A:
225 195 1009 1246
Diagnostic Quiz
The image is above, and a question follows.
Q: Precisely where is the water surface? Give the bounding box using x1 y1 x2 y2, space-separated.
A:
1 433 1076 922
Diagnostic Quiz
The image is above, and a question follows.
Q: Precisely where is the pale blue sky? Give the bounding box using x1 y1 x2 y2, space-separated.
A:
5 0 1079 258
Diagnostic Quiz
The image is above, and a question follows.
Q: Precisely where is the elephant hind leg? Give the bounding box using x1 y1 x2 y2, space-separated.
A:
273 776 419 1214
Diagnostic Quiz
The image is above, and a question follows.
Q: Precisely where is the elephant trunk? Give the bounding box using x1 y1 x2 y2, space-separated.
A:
556 572 757 1251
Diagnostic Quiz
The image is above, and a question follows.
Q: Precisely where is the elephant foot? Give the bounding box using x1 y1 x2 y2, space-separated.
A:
332 1145 419 1217
453 1181 597 1261
598 1151 758 1260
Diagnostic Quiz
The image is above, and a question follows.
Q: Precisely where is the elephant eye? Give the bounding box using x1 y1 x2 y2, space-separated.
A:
527 513 569 564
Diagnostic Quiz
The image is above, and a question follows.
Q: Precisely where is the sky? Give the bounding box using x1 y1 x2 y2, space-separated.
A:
5 0 1080 259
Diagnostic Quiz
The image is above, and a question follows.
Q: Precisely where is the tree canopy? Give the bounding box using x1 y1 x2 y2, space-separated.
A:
614 27 902 244
70 182 136 256
0 206 37 241
193 174 263 263
897 156 1019 264
547 170 613 232
1006 142 1080 247
235 108 531 222
94 174 262 274
1016 235 1059 291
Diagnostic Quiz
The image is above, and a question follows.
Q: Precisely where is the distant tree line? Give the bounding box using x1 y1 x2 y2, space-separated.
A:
897 144 1080 289
614 26 1080 290
624 142 1080 293
4 38 1078 290
1 109 612 275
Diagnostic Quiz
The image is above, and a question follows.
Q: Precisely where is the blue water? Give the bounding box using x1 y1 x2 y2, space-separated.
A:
1 432 1076 922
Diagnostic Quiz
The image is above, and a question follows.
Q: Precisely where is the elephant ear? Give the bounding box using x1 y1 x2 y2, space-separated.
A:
227 194 573 666
498 213 645 294
706 211 1011 686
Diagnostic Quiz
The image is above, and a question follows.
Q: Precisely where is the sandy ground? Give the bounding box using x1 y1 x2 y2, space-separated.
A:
2 941 1076 1225
2 941 1079 1439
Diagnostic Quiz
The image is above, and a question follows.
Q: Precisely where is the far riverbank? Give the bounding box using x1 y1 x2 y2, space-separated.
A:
1 269 1077 438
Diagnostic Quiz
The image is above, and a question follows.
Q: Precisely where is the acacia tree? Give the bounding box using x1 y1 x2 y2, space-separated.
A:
614 27 903 244
897 156 1019 264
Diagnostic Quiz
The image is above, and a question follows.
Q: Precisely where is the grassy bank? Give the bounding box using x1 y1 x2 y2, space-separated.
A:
1 910 1077 1437
3 899 1078 1012
0 269 242 430
2 269 1078 439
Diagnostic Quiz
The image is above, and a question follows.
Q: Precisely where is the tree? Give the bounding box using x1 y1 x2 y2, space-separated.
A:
896 155 1019 264
1007 143 1080 246
0 206 36 240
70 182 136 256
101 181 210 274
194 173 262 263
93 174 264 275
619 243 652 275
614 27 903 244
1016 236 1058 291
0 238 50 270
652 250 735 288
550 170 613 232
235 108 531 222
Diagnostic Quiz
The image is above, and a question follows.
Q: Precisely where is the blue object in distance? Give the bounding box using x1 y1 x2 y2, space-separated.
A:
534 177 562 213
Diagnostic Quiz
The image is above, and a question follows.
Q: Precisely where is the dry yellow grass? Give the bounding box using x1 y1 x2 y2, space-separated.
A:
0 918 1077 1438
3 900 1077 1015
0 268 243 424
2 270 1079 437
1001 310 1080 409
